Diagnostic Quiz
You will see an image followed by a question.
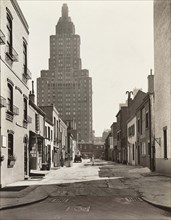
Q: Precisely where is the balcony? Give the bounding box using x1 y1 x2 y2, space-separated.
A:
23 65 32 80
0 30 5 45
0 96 6 108
5 45 18 62
6 104 19 121
6 111 13 121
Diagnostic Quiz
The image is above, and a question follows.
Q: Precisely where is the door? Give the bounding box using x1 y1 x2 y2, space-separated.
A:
24 138 28 175
47 145 51 170
137 145 140 165
151 145 155 171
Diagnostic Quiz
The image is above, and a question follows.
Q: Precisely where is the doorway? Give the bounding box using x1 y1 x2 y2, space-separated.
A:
24 136 28 176
137 145 140 165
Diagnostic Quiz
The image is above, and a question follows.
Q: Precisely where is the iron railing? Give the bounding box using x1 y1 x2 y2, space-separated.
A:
6 45 18 62
23 65 32 80
6 112 13 121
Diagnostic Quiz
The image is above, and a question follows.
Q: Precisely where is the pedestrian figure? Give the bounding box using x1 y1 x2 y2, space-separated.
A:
92 154 95 166
60 154 64 167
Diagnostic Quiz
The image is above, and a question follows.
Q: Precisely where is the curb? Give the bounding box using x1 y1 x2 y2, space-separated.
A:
141 196 171 212
0 195 49 211
0 185 39 198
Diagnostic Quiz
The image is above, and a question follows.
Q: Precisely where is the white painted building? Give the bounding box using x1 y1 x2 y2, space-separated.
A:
28 94 45 171
154 0 171 175
0 0 31 187
44 118 53 170
127 116 136 166
59 118 67 165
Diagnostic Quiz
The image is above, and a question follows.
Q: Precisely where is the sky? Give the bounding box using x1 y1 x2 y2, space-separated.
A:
18 0 154 137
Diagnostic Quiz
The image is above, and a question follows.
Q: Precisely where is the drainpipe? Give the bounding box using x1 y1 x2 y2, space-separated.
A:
149 95 152 170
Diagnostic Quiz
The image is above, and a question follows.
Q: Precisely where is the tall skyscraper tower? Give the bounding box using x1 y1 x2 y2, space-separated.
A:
37 4 93 142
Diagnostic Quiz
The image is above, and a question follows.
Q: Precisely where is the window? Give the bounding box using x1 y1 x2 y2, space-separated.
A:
35 114 40 132
132 144 135 160
23 98 27 120
45 126 47 138
23 41 27 74
6 11 13 56
128 124 135 137
117 131 120 141
8 133 14 166
163 127 167 159
145 112 149 128
140 107 145 134
7 83 13 112
51 130 53 141
54 117 56 139
48 127 50 140
141 142 146 156
137 119 140 133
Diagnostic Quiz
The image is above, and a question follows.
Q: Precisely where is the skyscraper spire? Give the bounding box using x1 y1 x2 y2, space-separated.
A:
62 4 68 18
56 4 75 34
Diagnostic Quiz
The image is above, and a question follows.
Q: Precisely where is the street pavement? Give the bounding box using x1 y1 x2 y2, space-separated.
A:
0 159 171 219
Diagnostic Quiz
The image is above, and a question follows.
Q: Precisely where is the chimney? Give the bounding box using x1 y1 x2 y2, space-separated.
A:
29 81 35 103
147 69 154 93
126 91 133 106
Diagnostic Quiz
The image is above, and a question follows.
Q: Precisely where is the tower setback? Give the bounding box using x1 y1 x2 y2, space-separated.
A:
37 4 93 142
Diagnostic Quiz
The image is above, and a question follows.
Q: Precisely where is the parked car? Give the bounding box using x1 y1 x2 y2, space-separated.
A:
74 155 82 163
82 154 89 159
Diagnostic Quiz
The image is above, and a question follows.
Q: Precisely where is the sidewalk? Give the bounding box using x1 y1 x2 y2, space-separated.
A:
99 162 171 211
137 173 171 211
0 160 170 211
0 185 48 210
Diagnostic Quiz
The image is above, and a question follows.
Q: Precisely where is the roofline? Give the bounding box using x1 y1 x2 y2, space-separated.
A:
29 100 46 116
127 114 136 124
45 117 53 126
11 0 29 34
136 93 150 112
39 105 59 116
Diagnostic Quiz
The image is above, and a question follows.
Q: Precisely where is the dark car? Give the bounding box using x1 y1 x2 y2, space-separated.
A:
82 154 89 159
74 155 82 163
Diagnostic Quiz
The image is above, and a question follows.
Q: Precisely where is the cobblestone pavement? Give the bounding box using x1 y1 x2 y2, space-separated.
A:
0 159 171 219
1 179 170 220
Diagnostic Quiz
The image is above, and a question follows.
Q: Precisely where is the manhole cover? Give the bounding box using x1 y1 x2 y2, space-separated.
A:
125 197 142 202
50 198 69 203
66 206 90 212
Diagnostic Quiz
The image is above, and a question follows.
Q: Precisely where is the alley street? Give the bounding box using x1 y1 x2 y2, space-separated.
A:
0 160 170 220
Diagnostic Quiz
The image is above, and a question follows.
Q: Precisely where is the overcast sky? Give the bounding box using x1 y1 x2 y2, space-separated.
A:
18 0 154 137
